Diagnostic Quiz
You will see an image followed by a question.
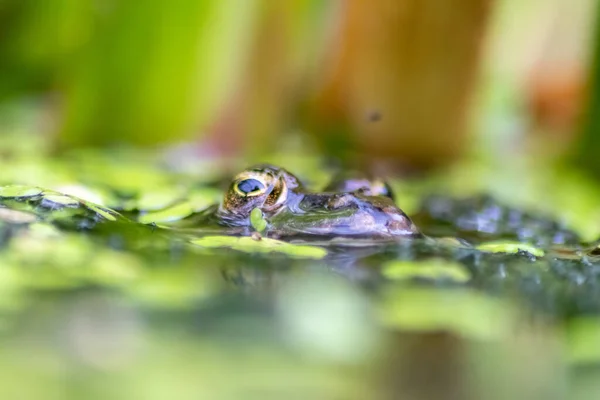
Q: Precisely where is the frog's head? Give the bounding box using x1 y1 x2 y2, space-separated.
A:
218 164 302 224
324 176 395 199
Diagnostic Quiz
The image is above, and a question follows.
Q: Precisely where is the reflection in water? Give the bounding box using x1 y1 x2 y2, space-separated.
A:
1 185 600 398
0 268 571 400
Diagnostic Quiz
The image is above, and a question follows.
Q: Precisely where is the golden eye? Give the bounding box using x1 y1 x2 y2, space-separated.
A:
234 178 266 197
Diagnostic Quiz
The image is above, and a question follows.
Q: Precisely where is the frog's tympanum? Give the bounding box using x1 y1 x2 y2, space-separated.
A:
214 164 419 239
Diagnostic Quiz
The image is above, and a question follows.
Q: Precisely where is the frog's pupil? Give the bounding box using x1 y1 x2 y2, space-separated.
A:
237 179 264 195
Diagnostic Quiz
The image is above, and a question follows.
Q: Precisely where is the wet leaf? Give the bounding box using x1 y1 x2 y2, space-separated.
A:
0 185 43 198
250 208 267 233
40 194 80 208
135 190 185 211
191 236 327 259
55 184 110 205
382 258 470 282
476 241 545 257
188 188 222 211
138 202 194 224
86 204 118 221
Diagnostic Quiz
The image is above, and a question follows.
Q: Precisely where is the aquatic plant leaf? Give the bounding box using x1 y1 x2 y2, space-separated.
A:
85 204 118 221
55 184 111 206
378 288 516 340
138 202 194 224
1 229 145 291
382 258 470 282
0 185 43 198
40 194 80 208
135 190 186 211
188 188 222 211
250 208 267 233
191 236 327 259
0 185 130 226
77 163 174 194
476 241 544 257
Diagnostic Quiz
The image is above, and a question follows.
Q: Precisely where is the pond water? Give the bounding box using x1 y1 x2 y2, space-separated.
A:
1 138 600 399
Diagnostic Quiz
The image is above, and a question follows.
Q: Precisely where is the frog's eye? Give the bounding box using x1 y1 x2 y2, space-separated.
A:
234 178 266 197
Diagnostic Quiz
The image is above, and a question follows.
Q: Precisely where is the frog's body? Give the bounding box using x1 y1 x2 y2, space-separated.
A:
212 164 419 239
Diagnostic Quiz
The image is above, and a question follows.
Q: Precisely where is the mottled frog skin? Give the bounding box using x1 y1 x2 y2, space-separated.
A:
213 164 419 239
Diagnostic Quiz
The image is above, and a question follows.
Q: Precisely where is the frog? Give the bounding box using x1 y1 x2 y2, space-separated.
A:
193 164 420 240
322 170 395 199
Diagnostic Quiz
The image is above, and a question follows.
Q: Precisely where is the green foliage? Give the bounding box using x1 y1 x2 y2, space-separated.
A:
575 0 600 178
378 287 516 340
0 185 43 198
138 202 195 225
566 317 600 364
2 1 600 396
382 259 471 283
0 1 261 146
0 184 127 226
191 236 327 259
476 241 545 257
250 207 267 233
0 126 600 397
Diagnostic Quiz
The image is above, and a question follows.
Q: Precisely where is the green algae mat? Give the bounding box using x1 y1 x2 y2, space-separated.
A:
2 132 600 398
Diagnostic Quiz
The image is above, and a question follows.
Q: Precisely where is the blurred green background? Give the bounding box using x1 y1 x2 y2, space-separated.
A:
0 0 594 170
2 1 600 399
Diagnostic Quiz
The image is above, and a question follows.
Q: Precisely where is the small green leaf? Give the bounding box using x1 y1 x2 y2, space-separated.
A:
188 188 222 211
0 185 43 198
41 194 80 208
138 202 194 224
135 189 185 211
476 241 544 257
86 204 118 221
191 236 327 259
382 258 470 282
250 207 267 232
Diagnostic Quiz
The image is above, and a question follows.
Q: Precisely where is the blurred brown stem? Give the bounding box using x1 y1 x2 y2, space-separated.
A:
304 0 492 171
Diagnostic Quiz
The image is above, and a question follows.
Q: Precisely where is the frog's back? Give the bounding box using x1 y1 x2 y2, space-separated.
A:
268 192 419 239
